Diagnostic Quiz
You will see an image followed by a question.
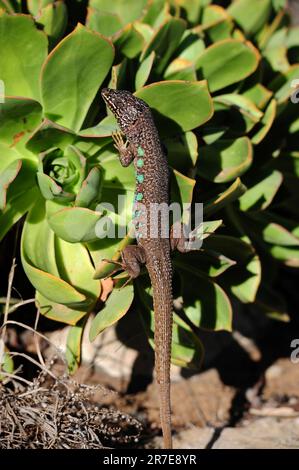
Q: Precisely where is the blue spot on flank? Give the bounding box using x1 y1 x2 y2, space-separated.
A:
137 158 144 168
136 174 144 183
137 146 144 156
136 193 143 201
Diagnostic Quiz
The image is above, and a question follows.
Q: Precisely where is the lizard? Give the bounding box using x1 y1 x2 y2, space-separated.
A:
101 88 191 449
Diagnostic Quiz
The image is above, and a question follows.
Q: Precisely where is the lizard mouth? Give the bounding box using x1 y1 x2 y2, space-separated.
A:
101 88 110 100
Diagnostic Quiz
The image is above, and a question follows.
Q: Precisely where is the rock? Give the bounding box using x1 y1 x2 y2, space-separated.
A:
264 358 299 399
151 427 214 449
213 417 299 449
173 427 214 449
143 368 235 430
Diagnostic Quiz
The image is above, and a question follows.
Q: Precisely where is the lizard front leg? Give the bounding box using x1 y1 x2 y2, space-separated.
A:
103 245 146 287
112 131 134 167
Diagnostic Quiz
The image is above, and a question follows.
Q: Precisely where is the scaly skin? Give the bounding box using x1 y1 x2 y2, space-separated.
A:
101 88 173 448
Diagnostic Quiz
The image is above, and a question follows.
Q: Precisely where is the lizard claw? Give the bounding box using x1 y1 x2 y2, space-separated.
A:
102 258 132 287
102 258 124 278
119 276 133 289
112 130 128 151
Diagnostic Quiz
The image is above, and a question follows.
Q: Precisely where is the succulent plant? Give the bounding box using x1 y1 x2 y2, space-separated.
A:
0 0 298 372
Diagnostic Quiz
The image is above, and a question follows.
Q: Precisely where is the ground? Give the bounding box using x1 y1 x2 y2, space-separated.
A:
39 304 299 449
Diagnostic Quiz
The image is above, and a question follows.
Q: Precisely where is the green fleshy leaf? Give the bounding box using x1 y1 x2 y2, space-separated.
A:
133 21 154 43
200 126 228 145
113 24 144 59
86 8 123 36
169 314 204 369
0 186 39 242
136 80 213 135
89 0 148 25
197 137 253 183
66 319 86 374
27 0 53 16
0 13 47 100
22 258 86 306
175 30 205 64
137 280 204 369
0 156 38 241
142 0 169 27
264 45 289 73
269 245 299 267
75 167 101 208
174 248 235 278
176 0 204 24
165 132 198 171
21 200 90 306
0 145 22 176
37 172 71 201
78 115 118 138
0 0 21 12
26 119 76 154
41 24 114 132
38 1 68 48
242 83 273 109
201 4 233 42
228 0 272 35
36 291 87 325
204 234 255 263
135 51 155 89
20 198 63 277
141 17 186 74
163 62 197 81
204 234 261 303
230 253 261 303
268 64 299 104
89 283 134 341
203 178 247 216
251 98 277 144
0 351 14 379
179 268 232 331
214 93 263 134
248 213 299 246
214 94 263 123
196 39 260 92
272 0 287 12
0 160 22 210
171 169 195 208
239 170 282 211
241 212 299 267
92 232 135 279
200 219 223 239
47 206 103 243
0 97 42 152
55 239 101 301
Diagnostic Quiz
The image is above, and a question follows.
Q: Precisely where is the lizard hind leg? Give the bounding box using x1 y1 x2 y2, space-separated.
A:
170 221 194 253
104 245 146 286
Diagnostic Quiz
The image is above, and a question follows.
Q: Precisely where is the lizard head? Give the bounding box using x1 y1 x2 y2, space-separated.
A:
101 88 150 134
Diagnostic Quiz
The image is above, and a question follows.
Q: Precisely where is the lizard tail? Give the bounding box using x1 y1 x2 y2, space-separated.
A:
147 252 173 449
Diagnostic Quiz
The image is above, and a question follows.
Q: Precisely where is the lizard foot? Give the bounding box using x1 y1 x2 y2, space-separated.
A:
102 259 133 288
170 221 208 252
112 130 128 152
102 259 124 278
103 245 146 284
111 131 134 167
